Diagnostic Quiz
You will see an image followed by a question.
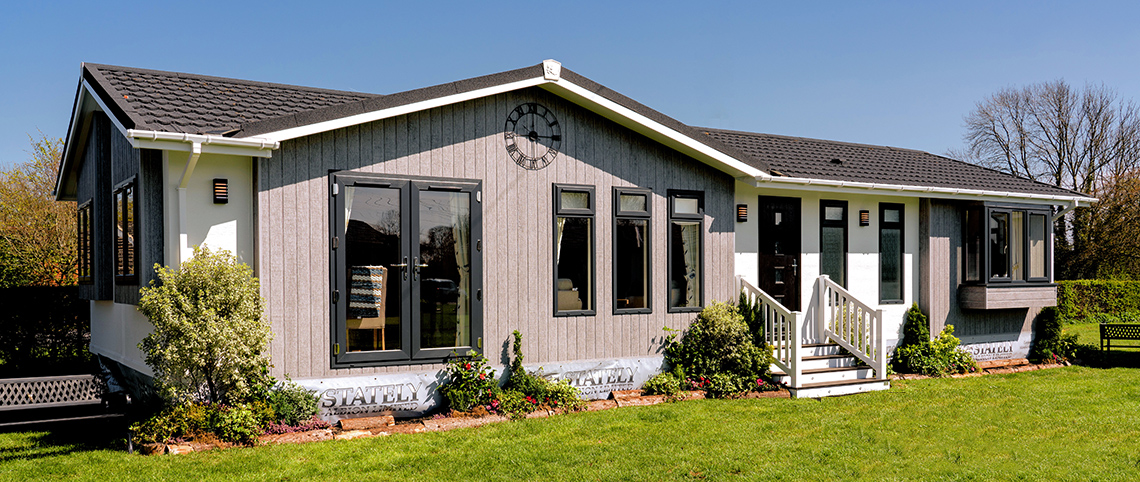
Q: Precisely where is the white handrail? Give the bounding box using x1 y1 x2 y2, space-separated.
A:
816 275 887 380
738 277 802 388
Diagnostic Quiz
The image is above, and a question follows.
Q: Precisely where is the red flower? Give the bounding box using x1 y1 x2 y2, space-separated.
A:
465 363 472 370
478 373 486 380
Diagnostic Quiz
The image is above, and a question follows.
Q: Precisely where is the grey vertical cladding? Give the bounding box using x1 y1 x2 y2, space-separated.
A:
920 199 1037 338
259 88 735 379
140 149 164 291
110 123 142 305
76 112 113 301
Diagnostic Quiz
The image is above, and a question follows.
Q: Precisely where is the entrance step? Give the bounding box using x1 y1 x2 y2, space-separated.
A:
771 365 877 386
789 378 890 398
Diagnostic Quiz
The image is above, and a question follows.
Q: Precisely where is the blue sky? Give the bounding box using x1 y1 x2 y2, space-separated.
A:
2 1 1139 171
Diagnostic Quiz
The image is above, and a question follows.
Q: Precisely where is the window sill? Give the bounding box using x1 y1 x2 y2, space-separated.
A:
554 310 596 317
668 306 703 314
958 284 1057 310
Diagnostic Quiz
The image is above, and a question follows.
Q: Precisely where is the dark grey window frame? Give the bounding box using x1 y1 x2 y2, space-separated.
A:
819 200 848 288
613 187 652 315
328 172 484 368
667 190 704 313
553 183 596 317
878 203 904 304
77 200 93 285
964 202 1053 286
113 177 138 285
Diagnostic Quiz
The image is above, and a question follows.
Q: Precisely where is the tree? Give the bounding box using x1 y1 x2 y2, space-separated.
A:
961 80 1140 279
0 134 76 287
138 246 271 404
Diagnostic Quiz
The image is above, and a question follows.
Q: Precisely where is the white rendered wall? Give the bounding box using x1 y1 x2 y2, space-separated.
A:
734 182 920 348
89 300 154 376
163 151 255 267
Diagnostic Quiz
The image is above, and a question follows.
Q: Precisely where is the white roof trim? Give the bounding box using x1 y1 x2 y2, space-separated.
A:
757 175 1096 206
257 77 550 142
127 130 279 158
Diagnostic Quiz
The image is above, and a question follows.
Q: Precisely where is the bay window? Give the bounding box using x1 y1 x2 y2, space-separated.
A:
964 203 1052 285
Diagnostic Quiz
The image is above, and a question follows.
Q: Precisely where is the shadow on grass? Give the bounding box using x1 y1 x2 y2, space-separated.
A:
1079 349 1140 369
0 416 130 463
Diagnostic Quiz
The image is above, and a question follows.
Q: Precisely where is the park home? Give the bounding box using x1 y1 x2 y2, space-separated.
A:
55 60 1092 418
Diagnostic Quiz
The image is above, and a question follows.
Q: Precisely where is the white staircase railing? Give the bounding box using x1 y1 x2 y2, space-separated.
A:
738 276 802 388
816 275 887 380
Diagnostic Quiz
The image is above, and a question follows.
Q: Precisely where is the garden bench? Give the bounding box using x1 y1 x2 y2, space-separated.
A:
0 374 126 427
1099 323 1140 351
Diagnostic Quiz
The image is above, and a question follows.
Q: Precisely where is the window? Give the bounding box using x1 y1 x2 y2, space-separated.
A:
330 173 482 366
879 203 903 303
77 200 93 285
554 184 595 316
113 179 137 283
668 190 703 312
614 188 651 314
964 203 1052 285
820 200 848 287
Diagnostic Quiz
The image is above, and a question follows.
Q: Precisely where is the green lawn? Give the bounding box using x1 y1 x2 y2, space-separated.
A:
2 366 1139 481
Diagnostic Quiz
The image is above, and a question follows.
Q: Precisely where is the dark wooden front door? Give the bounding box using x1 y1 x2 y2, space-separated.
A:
757 196 801 311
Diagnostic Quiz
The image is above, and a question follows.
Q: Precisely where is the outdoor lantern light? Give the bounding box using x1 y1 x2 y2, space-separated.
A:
213 178 228 204
736 204 748 222
859 210 870 226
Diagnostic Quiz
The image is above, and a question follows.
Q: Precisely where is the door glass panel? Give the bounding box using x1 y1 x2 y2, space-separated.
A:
418 191 471 349
821 226 846 286
881 227 901 300
344 186 402 352
615 218 647 309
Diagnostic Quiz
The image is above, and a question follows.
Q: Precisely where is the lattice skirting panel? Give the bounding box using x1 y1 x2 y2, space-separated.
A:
0 374 104 411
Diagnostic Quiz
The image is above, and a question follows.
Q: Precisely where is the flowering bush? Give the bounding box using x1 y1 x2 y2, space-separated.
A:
440 350 499 412
663 302 773 398
894 325 978 376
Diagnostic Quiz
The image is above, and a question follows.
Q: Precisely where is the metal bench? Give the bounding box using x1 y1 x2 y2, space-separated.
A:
1100 323 1140 351
0 374 124 427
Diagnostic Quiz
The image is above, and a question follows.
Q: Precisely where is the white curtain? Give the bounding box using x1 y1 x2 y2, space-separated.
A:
681 223 700 306
451 193 471 347
556 217 567 263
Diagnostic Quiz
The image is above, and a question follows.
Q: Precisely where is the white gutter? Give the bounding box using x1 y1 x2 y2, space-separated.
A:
756 175 1097 206
127 129 279 158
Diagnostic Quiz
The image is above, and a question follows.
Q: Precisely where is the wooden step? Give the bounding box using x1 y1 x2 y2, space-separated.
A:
790 378 890 398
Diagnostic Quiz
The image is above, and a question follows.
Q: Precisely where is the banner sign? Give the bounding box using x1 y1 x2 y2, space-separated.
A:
960 339 1029 362
294 356 667 421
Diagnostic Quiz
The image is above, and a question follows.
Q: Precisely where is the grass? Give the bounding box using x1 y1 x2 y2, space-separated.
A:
2 366 1139 481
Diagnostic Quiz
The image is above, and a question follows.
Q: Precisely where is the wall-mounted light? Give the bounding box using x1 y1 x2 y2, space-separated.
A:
859 210 870 227
736 204 748 222
213 178 228 204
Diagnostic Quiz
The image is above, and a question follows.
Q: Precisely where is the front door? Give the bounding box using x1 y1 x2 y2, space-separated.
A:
757 196 801 311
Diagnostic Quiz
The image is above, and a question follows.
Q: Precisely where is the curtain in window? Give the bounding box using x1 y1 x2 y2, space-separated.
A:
451 194 471 347
556 217 567 263
681 223 700 306
344 187 354 233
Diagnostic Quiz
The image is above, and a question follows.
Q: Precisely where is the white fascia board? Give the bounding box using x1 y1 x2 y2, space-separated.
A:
258 77 550 143
56 80 134 199
757 175 1096 207
539 81 768 180
127 130 279 158
82 79 131 139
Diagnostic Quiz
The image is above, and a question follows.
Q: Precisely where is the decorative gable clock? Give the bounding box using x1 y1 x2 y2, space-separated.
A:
504 102 561 170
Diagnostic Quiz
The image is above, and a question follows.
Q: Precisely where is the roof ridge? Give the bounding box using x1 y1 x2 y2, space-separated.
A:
698 126 929 155
85 63 384 99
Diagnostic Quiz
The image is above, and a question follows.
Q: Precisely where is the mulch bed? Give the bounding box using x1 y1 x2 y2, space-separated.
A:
143 387 789 455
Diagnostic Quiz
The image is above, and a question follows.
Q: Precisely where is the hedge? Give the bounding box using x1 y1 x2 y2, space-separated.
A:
0 286 93 377
1056 280 1140 321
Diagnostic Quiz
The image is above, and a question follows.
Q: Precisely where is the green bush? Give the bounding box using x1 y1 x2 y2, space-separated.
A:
210 404 262 445
137 246 271 404
642 372 682 397
267 377 319 426
497 330 585 415
130 401 265 446
664 301 773 398
893 325 978 377
898 303 930 349
1029 307 1081 363
440 350 498 412
1057 280 1140 321
738 291 764 346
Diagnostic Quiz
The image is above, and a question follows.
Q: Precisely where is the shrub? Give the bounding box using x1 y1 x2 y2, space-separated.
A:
137 246 271 404
130 401 265 446
642 372 682 397
268 377 319 426
898 303 930 349
894 325 978 376
1029 307 1081 363
664 301 773 398
497 330 585 415
440 350 498 412
1056 280 1140 321
210 404 262 445
738 290 764 346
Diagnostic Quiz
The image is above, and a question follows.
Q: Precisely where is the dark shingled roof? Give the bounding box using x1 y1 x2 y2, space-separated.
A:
699 128 1091 199
83 63 380 135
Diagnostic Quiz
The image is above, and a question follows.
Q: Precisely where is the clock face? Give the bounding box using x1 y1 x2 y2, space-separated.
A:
504 102 561 170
